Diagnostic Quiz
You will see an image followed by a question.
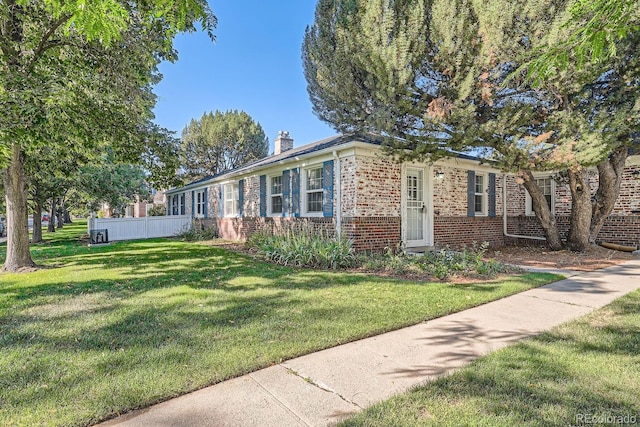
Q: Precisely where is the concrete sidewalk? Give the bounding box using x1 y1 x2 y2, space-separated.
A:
101 260 640 427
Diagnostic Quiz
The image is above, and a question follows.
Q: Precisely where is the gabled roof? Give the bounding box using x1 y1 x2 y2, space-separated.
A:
166 134 373 194
165 133 488 195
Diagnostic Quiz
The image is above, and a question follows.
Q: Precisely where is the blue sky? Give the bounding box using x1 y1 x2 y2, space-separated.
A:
152 1 336 152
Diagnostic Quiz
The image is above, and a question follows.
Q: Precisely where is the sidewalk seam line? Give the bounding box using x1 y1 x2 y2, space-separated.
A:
522 293 597 308
283 367 363 410
247 372 311 427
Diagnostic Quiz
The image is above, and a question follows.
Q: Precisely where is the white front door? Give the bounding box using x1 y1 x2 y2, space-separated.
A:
405 167 428 247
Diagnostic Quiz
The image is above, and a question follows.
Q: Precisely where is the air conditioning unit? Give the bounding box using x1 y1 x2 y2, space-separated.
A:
89 229 109 244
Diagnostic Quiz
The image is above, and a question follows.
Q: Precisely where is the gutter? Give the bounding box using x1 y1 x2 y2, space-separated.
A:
503 175 547 241
165 138 363 195
333 150 342 238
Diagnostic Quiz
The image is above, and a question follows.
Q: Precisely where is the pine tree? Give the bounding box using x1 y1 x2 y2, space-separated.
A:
303 0 640 251
179 110 269 180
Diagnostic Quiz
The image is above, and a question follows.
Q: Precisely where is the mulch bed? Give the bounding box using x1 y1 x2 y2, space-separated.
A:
488 244 636 271
204 240 636 279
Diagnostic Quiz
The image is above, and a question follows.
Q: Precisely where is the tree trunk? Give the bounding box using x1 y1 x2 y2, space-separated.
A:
32 201 43 243
56 198 64 229
48 197 56 232
521 170 563 250
566 168 592 252
2 144 36 272
64 208 72 224
589 147 627 243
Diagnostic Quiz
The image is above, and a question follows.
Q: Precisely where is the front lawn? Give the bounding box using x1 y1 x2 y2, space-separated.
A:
342 290 640 426
0 221 558 426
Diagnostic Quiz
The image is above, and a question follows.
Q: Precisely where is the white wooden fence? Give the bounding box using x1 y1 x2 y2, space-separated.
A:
87 216 192 241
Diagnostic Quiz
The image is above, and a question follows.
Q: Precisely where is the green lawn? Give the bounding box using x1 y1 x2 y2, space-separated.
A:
0 221 558 426
342 290 640 427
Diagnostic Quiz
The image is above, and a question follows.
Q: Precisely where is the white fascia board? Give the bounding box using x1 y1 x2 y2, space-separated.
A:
433 156 501 173
165 180 215 195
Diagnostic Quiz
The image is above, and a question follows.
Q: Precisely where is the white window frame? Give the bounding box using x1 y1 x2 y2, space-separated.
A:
194 189 205 218
526 176 555 216
268 175 283 216
474 173 488 216
303 165 324 217
223 183 239 217
170 194 182 216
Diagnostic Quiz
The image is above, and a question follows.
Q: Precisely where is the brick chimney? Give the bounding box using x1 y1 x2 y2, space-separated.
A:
274 131 293 155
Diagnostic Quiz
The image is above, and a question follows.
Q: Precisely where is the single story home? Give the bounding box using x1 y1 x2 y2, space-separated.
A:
165 132 640 251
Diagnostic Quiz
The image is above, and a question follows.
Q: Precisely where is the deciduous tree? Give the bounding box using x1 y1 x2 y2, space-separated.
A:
0 0 216 271
77 151 150 217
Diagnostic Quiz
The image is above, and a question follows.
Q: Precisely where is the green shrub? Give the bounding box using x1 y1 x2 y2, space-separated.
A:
177 225 217 241
360 242 515 280
246 223 357 269
147 205 166 216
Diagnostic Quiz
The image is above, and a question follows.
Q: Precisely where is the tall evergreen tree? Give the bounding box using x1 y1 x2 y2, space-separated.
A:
524 0 639 83
303 0 639 251
179 110 269 180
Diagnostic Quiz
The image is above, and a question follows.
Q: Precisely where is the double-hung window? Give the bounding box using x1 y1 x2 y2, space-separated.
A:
474 174 487 215
223 183 239 217
305 166 323 214
526 176 554 215
270 176 283 215
194 190 205 217
171 194 179 215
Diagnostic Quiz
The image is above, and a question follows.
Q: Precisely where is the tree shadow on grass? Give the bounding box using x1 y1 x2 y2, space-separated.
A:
0 275 369 427
0 238 422 305
346 292 640 426
0 290 351 425
0 236 558 426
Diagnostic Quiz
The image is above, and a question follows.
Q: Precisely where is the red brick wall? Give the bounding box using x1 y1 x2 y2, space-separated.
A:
214 217 336 241
434 217 505 248
210 216 401 253
507 215 640 248
342 217 401 252
596 216 640 247
202 213 639 252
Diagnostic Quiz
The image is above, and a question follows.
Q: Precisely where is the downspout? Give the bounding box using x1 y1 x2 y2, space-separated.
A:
333 150 342 238
503 175 547 241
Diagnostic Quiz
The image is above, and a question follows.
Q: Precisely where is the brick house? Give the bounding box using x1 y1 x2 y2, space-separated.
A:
165 132 640 251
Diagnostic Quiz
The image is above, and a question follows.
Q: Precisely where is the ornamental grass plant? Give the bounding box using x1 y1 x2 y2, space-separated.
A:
246 221 357 269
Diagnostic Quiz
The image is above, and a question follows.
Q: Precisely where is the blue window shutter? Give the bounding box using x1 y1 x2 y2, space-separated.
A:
259 175 267 217
180 193 186 215
238 179 245 217
203 188 208 218
322 160 334 218
291 168 300 218
282 170 291 217
191 190 195 218
219 184 224 217
488 173 496 218
467 170 475 217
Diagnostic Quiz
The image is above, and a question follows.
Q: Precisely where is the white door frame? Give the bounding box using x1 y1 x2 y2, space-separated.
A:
401 163 434 248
